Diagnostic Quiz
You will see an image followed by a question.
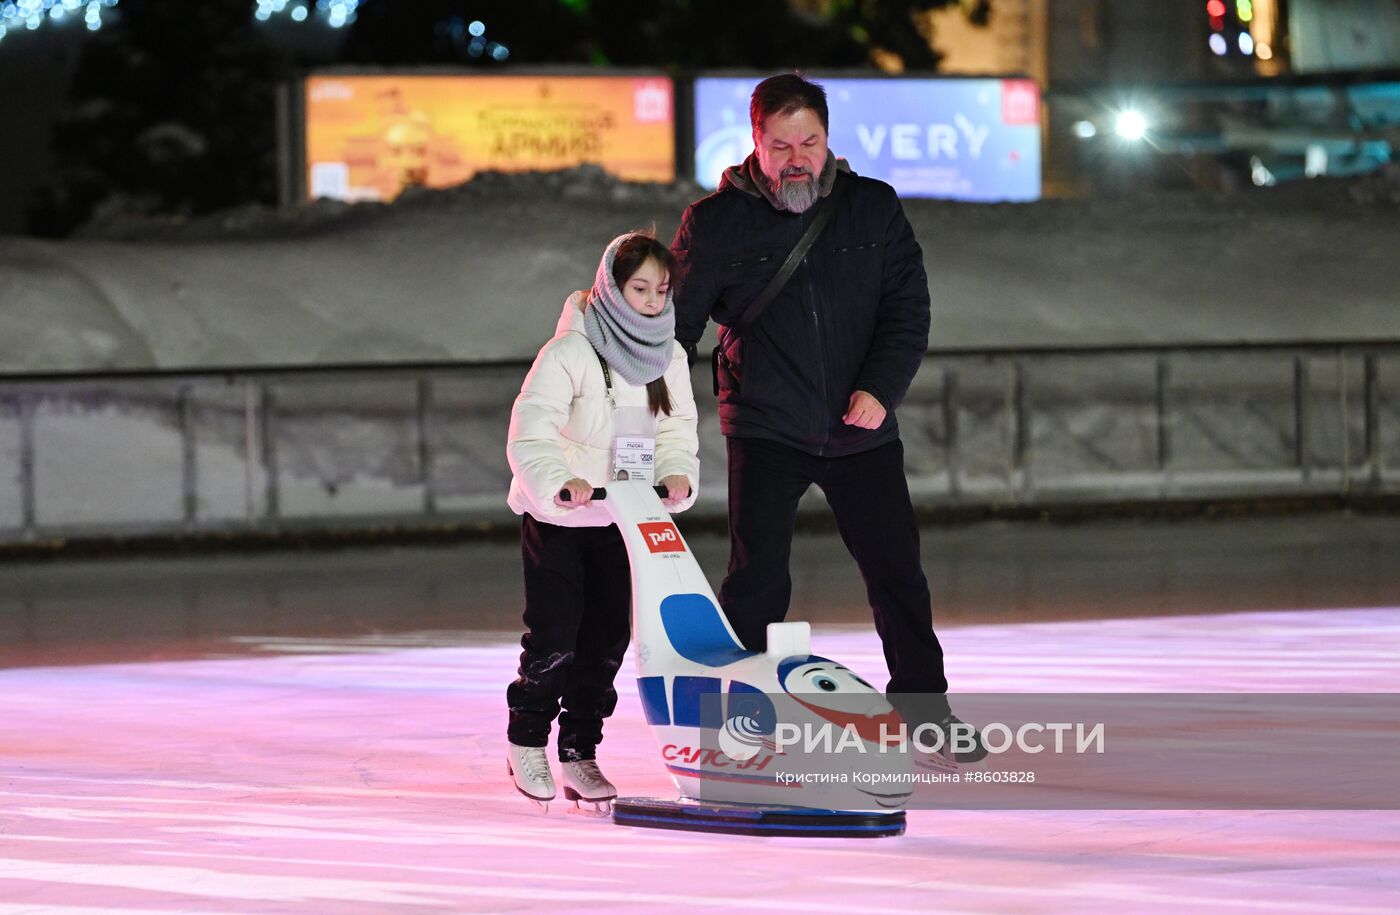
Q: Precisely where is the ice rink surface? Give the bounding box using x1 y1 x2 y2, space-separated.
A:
2 513 1399 913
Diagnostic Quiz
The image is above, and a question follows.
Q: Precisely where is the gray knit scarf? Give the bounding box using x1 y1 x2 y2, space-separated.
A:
583 233 676 386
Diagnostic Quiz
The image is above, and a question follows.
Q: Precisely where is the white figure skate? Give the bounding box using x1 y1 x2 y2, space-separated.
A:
561 759 617 815
507 743 556 813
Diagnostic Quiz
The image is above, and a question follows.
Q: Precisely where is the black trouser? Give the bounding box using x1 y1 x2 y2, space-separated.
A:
506 515 632 762
718 437 950 712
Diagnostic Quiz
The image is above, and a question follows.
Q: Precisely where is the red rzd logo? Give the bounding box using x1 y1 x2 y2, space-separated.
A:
639 522 685 553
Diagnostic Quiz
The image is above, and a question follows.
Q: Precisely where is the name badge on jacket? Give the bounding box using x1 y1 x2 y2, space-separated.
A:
612 405 656 483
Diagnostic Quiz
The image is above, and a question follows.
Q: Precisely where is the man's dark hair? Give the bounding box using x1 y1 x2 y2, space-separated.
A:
750 74 829 134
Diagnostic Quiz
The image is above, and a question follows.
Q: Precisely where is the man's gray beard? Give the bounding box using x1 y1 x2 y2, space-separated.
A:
774 171 820 213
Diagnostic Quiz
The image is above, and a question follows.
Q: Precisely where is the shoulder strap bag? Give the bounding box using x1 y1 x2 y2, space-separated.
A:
712 172 848 394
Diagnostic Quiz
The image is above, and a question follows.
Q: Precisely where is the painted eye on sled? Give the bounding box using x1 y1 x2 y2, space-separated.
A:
780 661 877 697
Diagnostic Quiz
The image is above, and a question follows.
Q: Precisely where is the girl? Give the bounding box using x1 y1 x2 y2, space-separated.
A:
504 232 699 813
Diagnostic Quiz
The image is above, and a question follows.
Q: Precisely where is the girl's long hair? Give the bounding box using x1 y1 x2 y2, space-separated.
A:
611 233 676 417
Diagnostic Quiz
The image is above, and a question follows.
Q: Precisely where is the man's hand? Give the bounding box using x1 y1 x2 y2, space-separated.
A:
842 391 886 429
658 474 691 508
554 477 594 507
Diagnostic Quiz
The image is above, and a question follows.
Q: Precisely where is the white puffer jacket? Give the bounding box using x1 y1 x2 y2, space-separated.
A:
507 291 700 527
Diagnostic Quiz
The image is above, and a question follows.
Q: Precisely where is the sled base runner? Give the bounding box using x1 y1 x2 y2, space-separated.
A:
612 797 905 838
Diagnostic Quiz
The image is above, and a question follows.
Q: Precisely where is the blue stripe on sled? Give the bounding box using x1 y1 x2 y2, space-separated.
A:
659 593 751 667
637 676 670 726
671 675 723 728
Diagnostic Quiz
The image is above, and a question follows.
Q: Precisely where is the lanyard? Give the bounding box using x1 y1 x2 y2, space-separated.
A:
596 349 657 483
594 348 615 407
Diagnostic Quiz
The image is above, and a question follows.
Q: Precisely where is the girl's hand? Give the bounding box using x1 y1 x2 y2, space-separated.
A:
555 478 594 507
658 475 691 508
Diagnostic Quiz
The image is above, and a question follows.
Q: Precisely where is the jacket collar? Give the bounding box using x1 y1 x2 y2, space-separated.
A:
555 290 589 337
719 149 850 211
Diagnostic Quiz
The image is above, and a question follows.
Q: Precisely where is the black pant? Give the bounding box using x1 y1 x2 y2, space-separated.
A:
506 515 632 761
718 437 950 705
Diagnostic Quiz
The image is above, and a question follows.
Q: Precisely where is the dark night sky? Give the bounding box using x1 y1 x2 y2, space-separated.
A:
0 28 85 234
0 11 341 235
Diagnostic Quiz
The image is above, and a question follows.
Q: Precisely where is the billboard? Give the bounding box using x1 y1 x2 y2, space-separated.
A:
694 77 1041 202
1288 0 1400 74
303 74 675 202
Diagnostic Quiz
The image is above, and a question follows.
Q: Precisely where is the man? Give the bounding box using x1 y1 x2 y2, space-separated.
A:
670 73 984 763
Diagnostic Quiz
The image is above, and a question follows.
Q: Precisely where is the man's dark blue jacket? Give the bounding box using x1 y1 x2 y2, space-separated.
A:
670 156 932 458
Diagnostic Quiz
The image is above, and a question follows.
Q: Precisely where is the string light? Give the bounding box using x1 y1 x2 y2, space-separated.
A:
0 0 505 52
256 0 359 28
0 0 111 42
1 0 505 58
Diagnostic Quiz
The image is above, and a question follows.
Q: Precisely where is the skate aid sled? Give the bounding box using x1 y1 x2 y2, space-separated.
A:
577 480 914 838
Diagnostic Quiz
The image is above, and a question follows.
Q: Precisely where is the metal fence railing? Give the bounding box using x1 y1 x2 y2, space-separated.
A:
1 340 1396 544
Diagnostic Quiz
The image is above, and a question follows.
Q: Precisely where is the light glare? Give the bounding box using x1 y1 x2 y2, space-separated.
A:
1115 110 1148 141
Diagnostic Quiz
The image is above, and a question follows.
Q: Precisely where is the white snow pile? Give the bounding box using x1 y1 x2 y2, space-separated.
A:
2 163 1399 375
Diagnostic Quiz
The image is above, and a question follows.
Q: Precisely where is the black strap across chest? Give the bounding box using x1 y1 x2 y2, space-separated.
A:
732 171 848 335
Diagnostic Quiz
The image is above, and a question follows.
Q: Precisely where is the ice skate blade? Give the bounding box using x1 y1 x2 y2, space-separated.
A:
507 762 556 812
563 785 616 816
513 787 554 814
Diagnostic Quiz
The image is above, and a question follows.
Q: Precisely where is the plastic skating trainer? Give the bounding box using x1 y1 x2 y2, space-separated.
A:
588 482 913 838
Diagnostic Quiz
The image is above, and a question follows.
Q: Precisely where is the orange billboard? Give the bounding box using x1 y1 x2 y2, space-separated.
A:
303 74 676 202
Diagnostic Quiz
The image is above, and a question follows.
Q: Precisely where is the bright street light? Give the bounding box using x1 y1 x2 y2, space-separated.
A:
1115 110 1148 142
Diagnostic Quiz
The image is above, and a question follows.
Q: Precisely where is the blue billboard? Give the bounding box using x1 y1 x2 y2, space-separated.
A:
694 77 1041 202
